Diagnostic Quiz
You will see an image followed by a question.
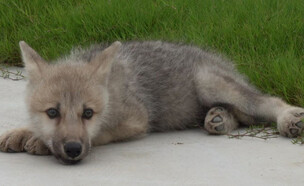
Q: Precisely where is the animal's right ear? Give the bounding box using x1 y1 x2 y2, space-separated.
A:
89 41 122 83
19 41 47 81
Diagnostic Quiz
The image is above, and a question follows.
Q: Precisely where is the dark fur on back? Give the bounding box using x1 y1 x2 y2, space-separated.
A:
67 41 259 131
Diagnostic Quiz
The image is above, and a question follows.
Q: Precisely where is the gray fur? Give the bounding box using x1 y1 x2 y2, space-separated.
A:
65 41 302 132
1 40 304 164
71 41 264 130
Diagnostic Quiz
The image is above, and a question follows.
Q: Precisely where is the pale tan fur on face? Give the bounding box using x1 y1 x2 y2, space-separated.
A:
19 41 121 161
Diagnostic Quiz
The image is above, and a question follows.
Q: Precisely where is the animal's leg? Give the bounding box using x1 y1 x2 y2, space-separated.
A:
195 68 304 137
92 109 149 146
0 127 50 155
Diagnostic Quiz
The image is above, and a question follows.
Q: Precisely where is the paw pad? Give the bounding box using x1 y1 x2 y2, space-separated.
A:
211 116 222 123
215 124 225 131
277 108 304 138
295 121 304 128
204 107 238 135
290 128 299 135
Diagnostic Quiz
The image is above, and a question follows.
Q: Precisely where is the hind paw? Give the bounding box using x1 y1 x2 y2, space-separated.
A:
277 107 304 137
204 107 238 135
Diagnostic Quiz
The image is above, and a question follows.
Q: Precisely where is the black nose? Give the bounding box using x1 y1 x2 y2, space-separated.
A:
64 142 82 158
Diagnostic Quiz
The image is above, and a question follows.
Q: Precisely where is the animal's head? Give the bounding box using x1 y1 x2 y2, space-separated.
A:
19 41 121 164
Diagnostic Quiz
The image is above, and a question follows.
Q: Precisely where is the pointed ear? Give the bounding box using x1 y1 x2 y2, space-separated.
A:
90 41 122 80
19 41 47 81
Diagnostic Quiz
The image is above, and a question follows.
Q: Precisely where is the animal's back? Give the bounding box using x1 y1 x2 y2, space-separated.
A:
72 41 247 131
116 41 239 131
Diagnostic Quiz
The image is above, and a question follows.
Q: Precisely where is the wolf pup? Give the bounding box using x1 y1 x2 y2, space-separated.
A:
0 41 303 164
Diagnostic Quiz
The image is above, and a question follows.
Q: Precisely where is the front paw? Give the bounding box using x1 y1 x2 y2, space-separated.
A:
277 107 304 137
24 136 51 155
0 128 50 155
0 128 33 152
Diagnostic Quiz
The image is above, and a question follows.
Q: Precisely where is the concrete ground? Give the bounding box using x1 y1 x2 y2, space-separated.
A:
0 70 304 186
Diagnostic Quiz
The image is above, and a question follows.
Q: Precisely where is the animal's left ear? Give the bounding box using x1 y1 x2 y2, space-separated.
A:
90 41 122 80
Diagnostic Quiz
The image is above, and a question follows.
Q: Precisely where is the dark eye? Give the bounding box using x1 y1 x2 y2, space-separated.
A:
46 108 59 119
82 109 93 119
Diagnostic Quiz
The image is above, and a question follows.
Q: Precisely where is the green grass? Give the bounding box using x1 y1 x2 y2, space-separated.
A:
1 0 304 105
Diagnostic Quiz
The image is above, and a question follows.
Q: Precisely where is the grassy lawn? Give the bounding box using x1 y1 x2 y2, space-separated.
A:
1 0 304 105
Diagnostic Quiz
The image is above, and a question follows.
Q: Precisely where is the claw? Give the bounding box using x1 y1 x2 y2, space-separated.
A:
294 112 304 117
7 148 16 153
